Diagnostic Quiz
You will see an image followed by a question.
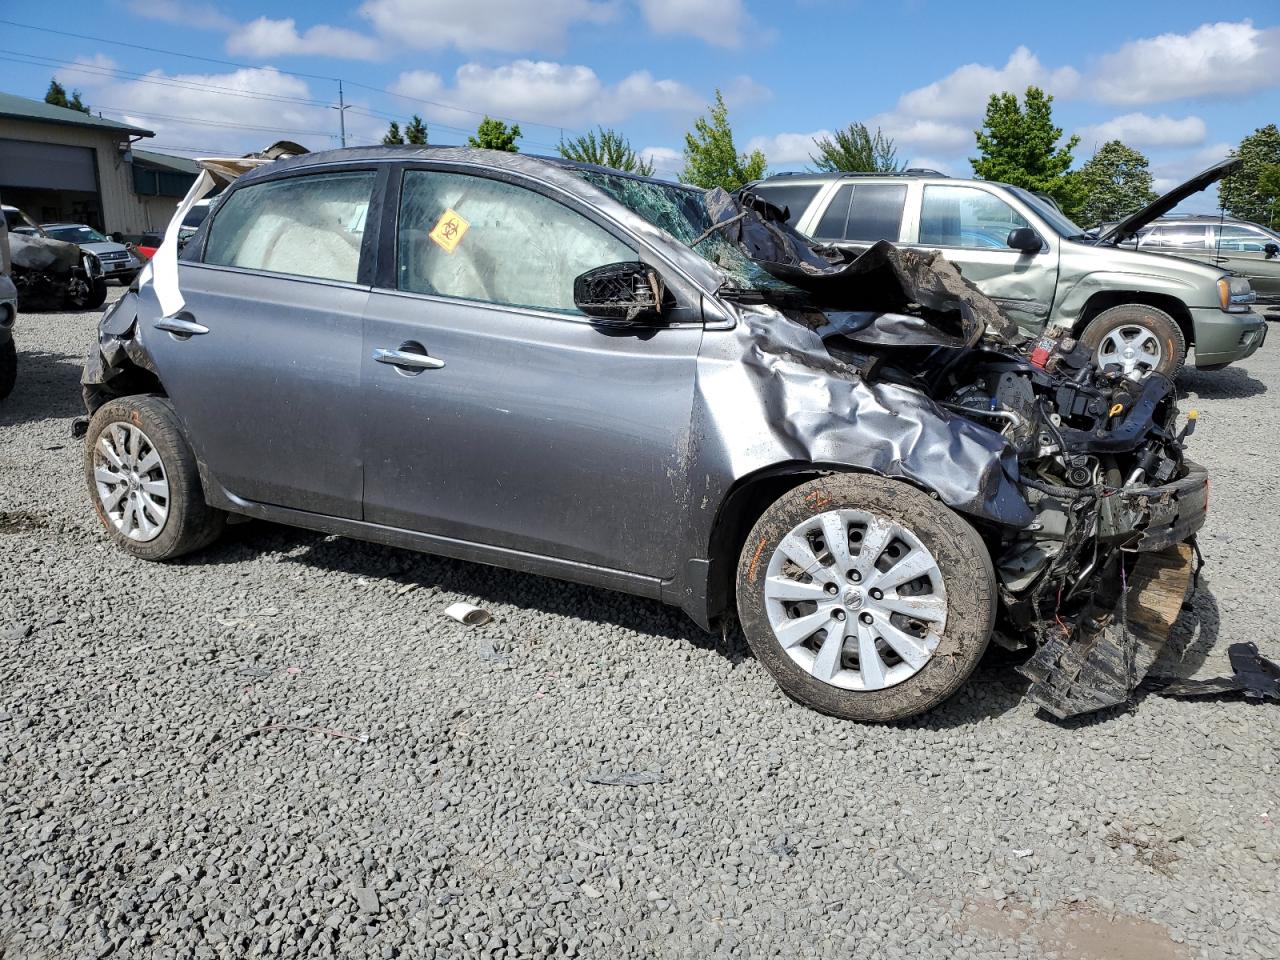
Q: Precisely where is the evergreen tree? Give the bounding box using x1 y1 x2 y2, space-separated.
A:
558 127 654 175
468 117 521 152
1075 141 1158 226
810 123 900 173
971 86 1080 215
680 90 766 191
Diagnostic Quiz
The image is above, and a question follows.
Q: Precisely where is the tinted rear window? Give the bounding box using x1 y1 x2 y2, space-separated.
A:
750 183 821 223
845 184 907 242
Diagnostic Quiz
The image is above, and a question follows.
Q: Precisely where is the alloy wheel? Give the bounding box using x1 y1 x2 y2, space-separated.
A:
1096 323 1162 379
93 422 170 542
762 508 948 691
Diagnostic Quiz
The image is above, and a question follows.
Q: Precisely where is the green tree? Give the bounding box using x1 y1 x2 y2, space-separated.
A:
1219 124 1280 225
468 116 521 152
1075 140 1158 227
810 123 900 173
680 89 766 191
971 86 1080 214
44 78 88 114
1258 163 1280 229
381 121 405 145
558 127 654 175
404 115 428 146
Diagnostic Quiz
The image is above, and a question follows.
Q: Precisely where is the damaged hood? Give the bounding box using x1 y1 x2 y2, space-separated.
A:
1094 158 1241 245
9 232 80 273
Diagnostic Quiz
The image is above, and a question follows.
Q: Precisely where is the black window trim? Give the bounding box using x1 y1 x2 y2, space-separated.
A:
190 162 388 289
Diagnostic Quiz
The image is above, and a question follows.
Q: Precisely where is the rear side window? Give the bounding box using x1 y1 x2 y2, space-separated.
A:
204 172 375 282
396 170 634 315
750 183 821 224
919 185 1029 249
845 184 907 242
813 184 853 240
1140 225 1206 250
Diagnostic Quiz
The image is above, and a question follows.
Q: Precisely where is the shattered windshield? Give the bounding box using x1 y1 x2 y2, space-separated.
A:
575 170 801 296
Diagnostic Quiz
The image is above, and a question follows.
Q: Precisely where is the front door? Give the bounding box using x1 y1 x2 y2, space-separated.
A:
144 169 377 518
361 167 702 577
910 183 1059 332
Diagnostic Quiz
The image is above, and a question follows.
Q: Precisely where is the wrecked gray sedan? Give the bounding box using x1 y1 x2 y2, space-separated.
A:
78 147 1207 721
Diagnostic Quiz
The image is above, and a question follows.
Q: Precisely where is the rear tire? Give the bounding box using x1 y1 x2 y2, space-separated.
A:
0 338 15 401
1080 303 1185 379
84 395 225 561
735 474 996 722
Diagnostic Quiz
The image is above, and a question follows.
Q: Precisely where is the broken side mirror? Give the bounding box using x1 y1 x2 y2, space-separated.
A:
1007 227 1042 254
573 261 666 323
1265 242 1279 260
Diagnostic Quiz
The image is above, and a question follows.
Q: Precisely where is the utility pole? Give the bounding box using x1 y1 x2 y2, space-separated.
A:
331 79 349 148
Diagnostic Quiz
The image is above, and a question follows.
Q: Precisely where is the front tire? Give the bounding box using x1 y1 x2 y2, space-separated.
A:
67 276 108 310
84 395 225 561
736 474 996 722
1079 303 1186 379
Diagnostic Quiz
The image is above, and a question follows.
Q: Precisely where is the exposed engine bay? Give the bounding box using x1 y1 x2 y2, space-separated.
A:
710 188 1207 718
7 217 104 310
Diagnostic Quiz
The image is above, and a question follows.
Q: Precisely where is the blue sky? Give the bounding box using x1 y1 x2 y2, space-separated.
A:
3 1 1278 213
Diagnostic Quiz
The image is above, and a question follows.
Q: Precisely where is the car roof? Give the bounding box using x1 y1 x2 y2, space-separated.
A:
231 145 694 194
40 222 88 228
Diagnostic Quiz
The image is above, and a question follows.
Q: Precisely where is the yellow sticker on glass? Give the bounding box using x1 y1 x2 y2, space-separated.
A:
429 208 470 253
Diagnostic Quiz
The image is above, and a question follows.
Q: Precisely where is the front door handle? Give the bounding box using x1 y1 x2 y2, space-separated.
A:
372 346 445 370
154 315 209 337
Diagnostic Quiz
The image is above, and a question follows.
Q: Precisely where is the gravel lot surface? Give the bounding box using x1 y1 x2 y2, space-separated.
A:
2 290 1278 960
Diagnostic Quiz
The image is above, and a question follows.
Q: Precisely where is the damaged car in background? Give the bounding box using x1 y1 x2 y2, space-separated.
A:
2 204 108 310
78 147 1208 722
0 194 16 400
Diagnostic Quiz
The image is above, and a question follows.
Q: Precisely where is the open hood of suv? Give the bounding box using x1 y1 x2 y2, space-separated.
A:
1095 158 1241 245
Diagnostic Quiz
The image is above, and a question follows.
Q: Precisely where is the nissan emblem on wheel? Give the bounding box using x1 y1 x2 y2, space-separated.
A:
78 145 1215 721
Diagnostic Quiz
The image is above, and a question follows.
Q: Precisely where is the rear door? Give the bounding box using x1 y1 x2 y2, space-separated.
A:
807 181 910 252
360 165 703 577
906 183 1058 331
1208 224 1280 304
144 167 380 518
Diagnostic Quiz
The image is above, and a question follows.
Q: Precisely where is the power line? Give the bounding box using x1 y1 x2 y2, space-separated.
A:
90 106 336 138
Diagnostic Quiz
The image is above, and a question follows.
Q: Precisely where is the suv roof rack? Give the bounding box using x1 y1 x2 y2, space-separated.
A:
763 168 949 180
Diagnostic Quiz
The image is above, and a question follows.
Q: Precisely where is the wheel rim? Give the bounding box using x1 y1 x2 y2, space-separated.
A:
93 422 170 542
1096 323 1162 379
762 509 948 692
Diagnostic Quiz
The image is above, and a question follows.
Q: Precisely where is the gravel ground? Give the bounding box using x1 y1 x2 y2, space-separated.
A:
2 290 1278 960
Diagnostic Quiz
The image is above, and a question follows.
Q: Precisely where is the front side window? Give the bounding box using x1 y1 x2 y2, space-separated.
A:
919 185 1030 249
1139 225 1206 249
1213 224 1275 252
397 170 634 314
204 172 374 283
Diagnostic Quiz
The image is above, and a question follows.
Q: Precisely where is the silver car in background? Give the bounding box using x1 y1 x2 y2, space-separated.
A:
40 223 142 285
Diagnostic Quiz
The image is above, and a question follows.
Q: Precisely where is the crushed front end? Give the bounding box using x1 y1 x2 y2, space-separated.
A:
703 188 1208 719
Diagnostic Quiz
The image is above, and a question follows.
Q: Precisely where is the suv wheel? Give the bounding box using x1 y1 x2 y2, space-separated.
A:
1080 303 1186 379
85 395 225 561
67 276 108 311
735 474 996 722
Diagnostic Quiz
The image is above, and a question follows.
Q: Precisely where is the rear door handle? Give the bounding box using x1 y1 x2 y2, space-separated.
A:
372 346 445 370
154 315 209 336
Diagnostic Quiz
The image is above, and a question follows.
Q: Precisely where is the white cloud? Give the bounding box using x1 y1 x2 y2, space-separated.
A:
1090 21 1280 105
868 115 972 152
1077 113 1207 149
127 0 235 31
227 17 383 60
54 57 342 155
390 60 700 128
639 146 683 177
744 130 830 166
636 0 748 47
894 46 1080 121
359 0 617 53
722 74 773 108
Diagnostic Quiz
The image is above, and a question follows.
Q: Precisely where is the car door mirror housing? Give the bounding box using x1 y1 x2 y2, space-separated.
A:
1265 242 1279 260
1007 227 1042 254
573 261 666 323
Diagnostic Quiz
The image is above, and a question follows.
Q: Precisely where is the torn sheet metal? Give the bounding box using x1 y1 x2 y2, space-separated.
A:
1143 643 1280 702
